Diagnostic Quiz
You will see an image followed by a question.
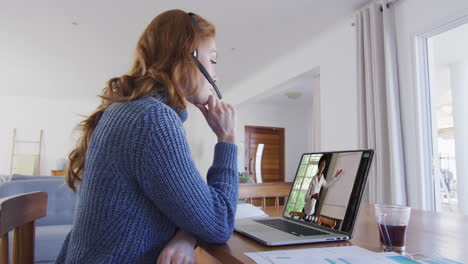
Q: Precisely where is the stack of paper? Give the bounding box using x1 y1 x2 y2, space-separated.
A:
245 246 463 264
235 204 269 219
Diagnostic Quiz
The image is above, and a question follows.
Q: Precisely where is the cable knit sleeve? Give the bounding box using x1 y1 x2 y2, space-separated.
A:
134 103 238 244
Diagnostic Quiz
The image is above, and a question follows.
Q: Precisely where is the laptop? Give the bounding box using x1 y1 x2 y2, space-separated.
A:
234 149 374 246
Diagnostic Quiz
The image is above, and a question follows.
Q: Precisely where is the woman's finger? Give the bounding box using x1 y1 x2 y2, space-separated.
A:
173 255 184 264
213 97 222 112
207 94 215 111
213 96 222 111
170 256 178 264
156 252 168 264
221 102 229 112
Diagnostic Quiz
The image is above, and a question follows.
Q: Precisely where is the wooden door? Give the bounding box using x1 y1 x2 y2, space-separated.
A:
245 126 285 183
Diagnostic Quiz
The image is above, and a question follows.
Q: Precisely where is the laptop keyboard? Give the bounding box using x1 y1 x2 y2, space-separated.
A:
254 219 328 237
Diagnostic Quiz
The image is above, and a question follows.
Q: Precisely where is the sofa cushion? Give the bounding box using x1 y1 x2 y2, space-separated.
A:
0 179 76 226
36 225 72 262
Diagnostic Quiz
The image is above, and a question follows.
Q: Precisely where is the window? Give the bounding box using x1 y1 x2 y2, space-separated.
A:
285 154 321 214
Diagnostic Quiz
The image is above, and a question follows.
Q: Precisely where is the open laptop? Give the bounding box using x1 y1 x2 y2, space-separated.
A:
234 149 374 246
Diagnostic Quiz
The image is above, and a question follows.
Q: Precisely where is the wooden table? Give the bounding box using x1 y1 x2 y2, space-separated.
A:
199 204 468 263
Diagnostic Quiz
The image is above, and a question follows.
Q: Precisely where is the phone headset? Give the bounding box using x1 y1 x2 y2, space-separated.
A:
187 12 223 100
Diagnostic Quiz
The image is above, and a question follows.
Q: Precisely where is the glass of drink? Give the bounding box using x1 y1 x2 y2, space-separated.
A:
374 204 411 252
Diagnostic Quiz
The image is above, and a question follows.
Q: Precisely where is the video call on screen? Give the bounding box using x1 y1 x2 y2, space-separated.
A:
284 151 372 233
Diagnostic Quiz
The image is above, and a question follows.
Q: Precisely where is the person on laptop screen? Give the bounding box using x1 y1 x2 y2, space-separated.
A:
234 150 374 246
303 155 344 221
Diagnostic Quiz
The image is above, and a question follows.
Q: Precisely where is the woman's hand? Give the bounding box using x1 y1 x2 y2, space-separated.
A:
156 230 197 264
196 95 236 144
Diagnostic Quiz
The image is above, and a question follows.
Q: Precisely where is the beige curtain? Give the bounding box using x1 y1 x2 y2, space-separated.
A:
356 0 407 205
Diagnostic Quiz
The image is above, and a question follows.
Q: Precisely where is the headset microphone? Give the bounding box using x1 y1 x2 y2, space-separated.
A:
192 49 222 99
188 12 223 100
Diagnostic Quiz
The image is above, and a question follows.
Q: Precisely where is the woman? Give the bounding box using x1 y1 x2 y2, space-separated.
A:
303 155 343 221
56 9 238 264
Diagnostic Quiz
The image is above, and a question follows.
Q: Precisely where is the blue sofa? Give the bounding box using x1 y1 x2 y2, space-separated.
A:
0 178 76 263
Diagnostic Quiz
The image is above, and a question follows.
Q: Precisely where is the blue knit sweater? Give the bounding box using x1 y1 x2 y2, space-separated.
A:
56 95 238 263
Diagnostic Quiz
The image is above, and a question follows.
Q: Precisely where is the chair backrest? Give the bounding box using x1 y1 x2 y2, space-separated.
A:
238 182 293 208
289 211 306 219
0 180 76 226
0 192 47 264
318 215 337 229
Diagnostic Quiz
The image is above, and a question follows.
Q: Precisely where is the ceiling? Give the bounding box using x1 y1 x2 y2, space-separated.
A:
0 0 370 99
246 69 319 107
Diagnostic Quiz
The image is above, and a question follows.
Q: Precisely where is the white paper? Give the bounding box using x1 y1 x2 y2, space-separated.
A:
245 246 420 264
235 203 269 219
419 257 463 264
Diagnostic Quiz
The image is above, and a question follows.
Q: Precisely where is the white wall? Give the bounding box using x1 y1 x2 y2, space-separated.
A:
226 19 358 152
0 96 99 175
236 103 312 182
0 2 135 99
394 0 468 209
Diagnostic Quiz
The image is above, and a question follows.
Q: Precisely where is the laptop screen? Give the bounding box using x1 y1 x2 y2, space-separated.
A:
283 150 373 234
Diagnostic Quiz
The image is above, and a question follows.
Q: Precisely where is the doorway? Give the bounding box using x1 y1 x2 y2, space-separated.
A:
244 126 285 183
419 18 468 214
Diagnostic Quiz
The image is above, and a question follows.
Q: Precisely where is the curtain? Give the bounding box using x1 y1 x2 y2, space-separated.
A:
356 0 407 205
